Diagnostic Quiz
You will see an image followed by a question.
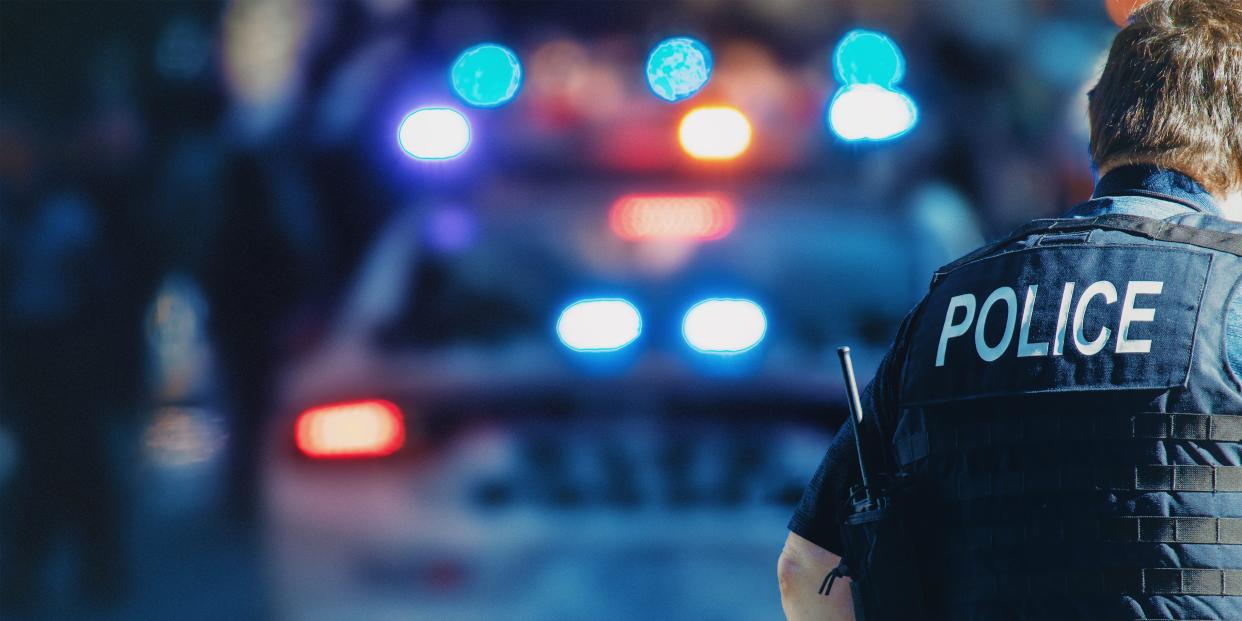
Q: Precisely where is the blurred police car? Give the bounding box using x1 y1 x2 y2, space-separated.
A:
261 182 966 620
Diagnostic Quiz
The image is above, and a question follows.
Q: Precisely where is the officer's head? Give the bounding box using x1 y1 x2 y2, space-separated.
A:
1089 0 1242 214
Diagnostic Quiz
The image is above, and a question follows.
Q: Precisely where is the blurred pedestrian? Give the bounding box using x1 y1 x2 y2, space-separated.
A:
1 192 135 610
201 152 316 525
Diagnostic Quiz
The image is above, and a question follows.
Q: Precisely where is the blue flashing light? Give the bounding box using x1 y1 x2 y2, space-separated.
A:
833 29 905 86
682 298 767 354
645 37 713 102
398 107 471 160
828 83 918 142
425 205 476 253
450 43 522 108
556 299 642 352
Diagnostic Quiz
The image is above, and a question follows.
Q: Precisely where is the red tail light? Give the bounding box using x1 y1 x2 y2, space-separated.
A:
609 193 735 241
295 400 405 458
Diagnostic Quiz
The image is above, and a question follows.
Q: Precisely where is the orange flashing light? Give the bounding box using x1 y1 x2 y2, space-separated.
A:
677 106 752 161
1106 0 1150 27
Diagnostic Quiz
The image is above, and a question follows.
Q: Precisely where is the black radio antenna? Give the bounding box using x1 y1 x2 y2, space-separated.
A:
837 346 871 491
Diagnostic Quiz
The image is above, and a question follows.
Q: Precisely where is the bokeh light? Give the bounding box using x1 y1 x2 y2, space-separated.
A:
144 407 228 468
556 299 642 352
646 37 713 102
828 83 918 142
833 29 905 86
221 0 310 106
450 43 523 107
295 400 405 459
527 39 591 122
425 205 477 253
678 106 752 160
683 299 767 354
1107 0 1150 28
526 39 625 125
397 107 471 160
610 194 735 241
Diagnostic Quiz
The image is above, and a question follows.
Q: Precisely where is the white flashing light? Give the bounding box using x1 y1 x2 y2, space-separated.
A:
556 299 642 352
828 84 918 142
398 107 471 160
683 298 767 354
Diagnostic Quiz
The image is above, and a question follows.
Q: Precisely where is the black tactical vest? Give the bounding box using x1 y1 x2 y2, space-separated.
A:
890 210 1242 620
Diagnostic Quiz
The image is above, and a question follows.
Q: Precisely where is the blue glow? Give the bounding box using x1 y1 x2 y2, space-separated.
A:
646 37 713 102
682 299 767 354
828 83 918 142
557 299 642 352
398 107 471 160
833 29 905 86
450 43 522 107
425 205 476 253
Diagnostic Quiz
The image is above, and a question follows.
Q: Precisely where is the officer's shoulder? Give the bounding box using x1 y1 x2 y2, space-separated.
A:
929 210 1242 287
1167 212 1242 240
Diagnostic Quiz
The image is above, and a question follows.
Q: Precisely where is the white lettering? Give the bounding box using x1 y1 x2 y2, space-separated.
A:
1073 280 1118 356
1117 280 1163 354
1053 282 1075 356
934 279 1161 366
974 286 1017 362
1017 285 1049 357
936 294 977 367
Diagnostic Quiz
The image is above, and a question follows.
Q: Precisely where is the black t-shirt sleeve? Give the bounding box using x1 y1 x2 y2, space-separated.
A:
786 417 858 554
786 379 883 555
786 305 921 554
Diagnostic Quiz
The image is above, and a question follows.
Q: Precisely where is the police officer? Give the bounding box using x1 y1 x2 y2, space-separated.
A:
778 1 1242 619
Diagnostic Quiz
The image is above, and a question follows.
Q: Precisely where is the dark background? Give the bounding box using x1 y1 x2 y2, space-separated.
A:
0 1 1137 619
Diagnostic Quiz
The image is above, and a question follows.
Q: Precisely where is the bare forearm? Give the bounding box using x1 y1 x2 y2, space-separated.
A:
777 532 856 621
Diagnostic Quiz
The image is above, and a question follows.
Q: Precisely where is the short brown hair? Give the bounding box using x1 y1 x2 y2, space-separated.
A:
1089 0 1242 193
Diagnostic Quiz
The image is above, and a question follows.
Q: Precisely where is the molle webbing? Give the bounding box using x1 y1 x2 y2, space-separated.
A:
955 568 1242 600
941 465 1242 500
895 413 1242 467
955 517 1242 547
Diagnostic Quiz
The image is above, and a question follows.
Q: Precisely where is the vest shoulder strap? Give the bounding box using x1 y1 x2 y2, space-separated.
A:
934 213 1242 283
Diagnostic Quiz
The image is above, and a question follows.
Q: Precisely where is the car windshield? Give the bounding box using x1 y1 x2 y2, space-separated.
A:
374 184 919 358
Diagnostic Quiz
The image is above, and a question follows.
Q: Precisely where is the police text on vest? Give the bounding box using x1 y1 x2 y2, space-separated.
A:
934 280 1163 366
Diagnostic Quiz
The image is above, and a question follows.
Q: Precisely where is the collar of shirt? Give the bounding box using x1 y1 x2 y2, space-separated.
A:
1064 165 1221 219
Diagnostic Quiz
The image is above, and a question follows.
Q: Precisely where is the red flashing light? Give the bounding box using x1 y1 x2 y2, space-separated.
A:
609 194 735 242
295 400 405 459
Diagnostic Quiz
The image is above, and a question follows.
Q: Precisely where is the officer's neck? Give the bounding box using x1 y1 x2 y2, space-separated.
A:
1221 190 1242 223
1097 162 1242 222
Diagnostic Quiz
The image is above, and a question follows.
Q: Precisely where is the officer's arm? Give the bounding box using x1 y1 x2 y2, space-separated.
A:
778 531 855 621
